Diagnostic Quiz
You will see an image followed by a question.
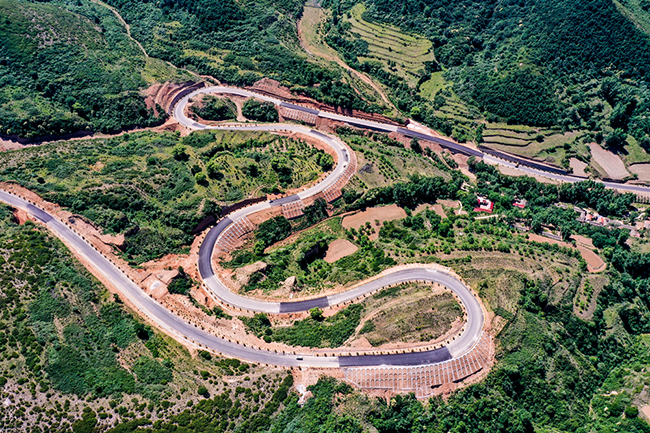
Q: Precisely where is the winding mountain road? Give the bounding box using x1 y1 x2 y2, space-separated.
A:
176 86 650 195
0 94 486 367
6 83 644 370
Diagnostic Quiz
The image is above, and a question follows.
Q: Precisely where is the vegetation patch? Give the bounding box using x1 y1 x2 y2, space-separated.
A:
356 282 462 347
242 304 363 348
190 96 236 122
0 130 327 263
242 99 279 123
0 0 183 138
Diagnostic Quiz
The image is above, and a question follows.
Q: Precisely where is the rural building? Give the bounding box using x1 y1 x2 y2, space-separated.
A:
474 197 494 213
513 198 527 209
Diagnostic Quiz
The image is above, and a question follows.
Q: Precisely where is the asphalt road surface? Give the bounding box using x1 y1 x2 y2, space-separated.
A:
176 85 650 195
0 188 482 367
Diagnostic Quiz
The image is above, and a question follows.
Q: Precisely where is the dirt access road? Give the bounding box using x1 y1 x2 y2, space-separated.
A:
298 4 397 110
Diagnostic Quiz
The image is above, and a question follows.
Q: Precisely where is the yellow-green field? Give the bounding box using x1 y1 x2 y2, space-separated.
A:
346 4 435 85
141 57 190 84
419 71 448 99
481 123 582 165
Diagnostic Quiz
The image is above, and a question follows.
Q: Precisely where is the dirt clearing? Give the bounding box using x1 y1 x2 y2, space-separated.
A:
415 203 447 218
589 143 629 180
342 204 406 240
569 158 589 177
324 239 358 263
528 234 605 273
629 163 650 182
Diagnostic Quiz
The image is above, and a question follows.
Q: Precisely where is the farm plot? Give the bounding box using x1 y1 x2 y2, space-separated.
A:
482 123 581 164
346 4 435 86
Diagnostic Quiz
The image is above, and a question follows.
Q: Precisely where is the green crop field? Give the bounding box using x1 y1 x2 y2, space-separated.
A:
481 123 582 165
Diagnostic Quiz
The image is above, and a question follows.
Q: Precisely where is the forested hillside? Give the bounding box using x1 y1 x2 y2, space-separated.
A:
102 0 370 111
323 0 650 151
0 0 183 139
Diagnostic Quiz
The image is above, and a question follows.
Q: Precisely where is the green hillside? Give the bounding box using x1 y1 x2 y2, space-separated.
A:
319 0 650 167
0 0 185 139
102 0 375 111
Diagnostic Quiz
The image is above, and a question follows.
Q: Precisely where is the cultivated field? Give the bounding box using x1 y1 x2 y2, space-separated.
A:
342 204 407 240
346 4 435 86
481 123 581 166
589 143 630 179
324 238 358 263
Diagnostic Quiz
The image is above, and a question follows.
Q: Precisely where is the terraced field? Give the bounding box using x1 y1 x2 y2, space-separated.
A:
346 4 435 86
481 123 582 165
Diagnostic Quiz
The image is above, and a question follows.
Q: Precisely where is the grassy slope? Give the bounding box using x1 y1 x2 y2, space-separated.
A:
0 130 327 264
346 4 435 87
298 5 392 110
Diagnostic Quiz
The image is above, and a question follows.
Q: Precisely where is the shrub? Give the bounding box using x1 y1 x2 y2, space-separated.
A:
625 406 639 418
242 99 279 122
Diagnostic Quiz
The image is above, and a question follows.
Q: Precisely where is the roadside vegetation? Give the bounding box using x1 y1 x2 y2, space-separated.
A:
241 99 279 123
190 96 236 122
0 204 297 433
242 282 461 349
0 130 329 264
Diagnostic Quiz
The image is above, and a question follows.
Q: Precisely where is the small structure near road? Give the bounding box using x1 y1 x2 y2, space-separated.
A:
513 198 527 209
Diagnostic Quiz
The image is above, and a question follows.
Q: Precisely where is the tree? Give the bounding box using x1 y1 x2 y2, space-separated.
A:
172 144 188 161
310 308 324 321
410 138 422 153
625 406 639 418
242 99 279 122
206 160 224 180
197 385 209 398
605 129 627 150
318 153 334 171
194 171 208 186
72 407 98 433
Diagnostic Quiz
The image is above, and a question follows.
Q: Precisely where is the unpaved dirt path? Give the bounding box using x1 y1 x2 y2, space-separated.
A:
298 5 397 110
92 0 148 57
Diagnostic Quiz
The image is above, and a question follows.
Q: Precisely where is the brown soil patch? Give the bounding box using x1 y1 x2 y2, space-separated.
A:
528 233 605 273
342 204 406 240
589 143 629 180
0 137 27 152
414 203 447 218
641 405 650 422
452 153 476 180
569 158 589 177
629 163 650 182
324 239 358 263
12 208 30 225
577 246 606 272
571 234 595 249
